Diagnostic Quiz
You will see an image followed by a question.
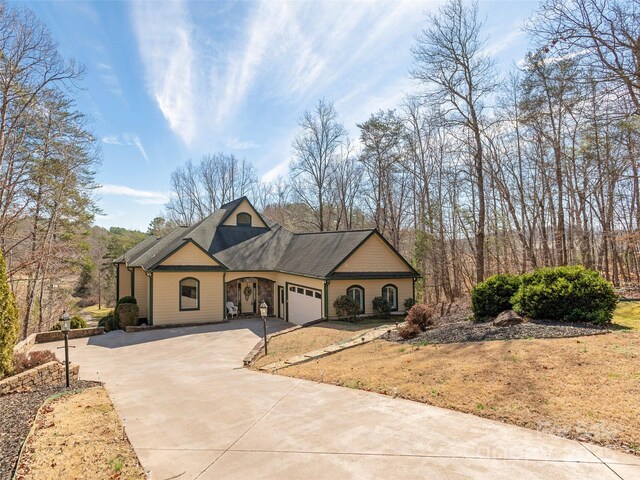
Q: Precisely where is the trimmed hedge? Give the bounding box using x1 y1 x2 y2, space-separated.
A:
334 295 360 322
115 303 139 329
471 273 521 320
50 315 88 330
403 297 416 310
372 296 391 318
512 266 618 324
472 266 618 324
116 296 137 306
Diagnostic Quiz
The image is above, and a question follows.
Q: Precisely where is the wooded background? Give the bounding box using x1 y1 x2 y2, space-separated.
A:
2 0 639 338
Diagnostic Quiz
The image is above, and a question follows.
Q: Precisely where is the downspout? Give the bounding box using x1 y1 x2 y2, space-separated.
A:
412 278 416 307
115 263 120 303
127 267 135 297
324 280 330 320
223 272 227 320
147 271 153 326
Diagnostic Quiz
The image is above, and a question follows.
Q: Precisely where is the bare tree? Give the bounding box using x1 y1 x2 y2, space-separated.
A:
411 0 496 281
290 99 347 231
166 153 259 225
534 0 640 113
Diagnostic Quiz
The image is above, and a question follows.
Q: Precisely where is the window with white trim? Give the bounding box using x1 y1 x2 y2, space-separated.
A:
346 285 365 314
180 277 199 310
382 284 398 311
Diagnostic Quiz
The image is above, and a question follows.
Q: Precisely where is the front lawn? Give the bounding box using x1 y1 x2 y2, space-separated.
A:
252 319 393 369
281 331 640 455
15 386 145 479
80 304 112 322
612 300 640 330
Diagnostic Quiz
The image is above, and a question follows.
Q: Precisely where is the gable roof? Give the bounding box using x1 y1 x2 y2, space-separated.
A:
117 197 419 279
276 230 374 278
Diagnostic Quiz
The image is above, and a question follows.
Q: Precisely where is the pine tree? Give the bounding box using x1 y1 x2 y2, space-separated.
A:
0 251 19 377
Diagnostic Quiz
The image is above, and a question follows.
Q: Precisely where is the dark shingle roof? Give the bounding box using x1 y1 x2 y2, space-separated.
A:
117 197 418 279
216 225 294 271
128 227 191 270
275 230 373 277
113 235 159 264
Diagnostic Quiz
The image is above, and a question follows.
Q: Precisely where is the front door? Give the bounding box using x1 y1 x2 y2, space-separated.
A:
240 282 256 314
278 286 285 320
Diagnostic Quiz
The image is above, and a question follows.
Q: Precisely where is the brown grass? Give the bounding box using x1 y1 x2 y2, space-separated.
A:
252 320 392 368
16 387 145 479
282 331 640 455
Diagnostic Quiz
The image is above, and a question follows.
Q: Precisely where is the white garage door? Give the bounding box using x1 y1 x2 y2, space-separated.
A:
288 285 322 325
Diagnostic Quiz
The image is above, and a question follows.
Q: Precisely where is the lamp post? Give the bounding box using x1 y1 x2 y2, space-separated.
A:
259 301 268 355
59 311 71 388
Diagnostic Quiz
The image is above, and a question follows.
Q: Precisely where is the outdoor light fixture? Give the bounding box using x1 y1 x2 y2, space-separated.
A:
59 311 71 332
59 311 71 388
260 301 268 355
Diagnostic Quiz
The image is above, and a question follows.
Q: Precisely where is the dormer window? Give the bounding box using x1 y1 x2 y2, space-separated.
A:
236 212 252 226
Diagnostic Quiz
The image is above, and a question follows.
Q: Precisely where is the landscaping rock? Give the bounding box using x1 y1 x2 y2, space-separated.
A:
0 380 100 480
494 310 525 327
389 318 609 345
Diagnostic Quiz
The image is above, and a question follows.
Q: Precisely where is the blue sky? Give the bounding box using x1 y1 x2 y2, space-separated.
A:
19 0 539 231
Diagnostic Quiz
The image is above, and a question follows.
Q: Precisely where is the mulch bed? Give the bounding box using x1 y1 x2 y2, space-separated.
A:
0 380 101 480
387 318 609 345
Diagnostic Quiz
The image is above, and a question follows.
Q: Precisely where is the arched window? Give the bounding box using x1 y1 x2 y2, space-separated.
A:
346 285 365 314
236 212 252 226
179 277 199 311
382 284 398 311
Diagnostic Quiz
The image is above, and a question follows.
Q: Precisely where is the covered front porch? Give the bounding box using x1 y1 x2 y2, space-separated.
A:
225 277 275 317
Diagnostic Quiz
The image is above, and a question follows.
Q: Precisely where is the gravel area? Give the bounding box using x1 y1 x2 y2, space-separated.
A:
0 380 101 480
387 318 610 345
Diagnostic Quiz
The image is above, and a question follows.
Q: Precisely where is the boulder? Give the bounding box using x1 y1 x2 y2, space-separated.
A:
493 310 525 327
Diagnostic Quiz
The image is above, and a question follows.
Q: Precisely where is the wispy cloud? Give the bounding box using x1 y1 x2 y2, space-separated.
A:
101 133 149 162
131 0 196 145
261 160 289 183
130 0 435 151
100 184 169 205
226 136 259 150
95 62 124 98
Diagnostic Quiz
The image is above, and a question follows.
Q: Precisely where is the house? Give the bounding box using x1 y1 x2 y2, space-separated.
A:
114 197 419 326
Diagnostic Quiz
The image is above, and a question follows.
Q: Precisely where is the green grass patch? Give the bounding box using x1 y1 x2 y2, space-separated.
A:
79 305 112 321
611 301 640 331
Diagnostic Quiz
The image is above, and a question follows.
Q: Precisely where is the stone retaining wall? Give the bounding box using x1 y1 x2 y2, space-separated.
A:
34 327 104 344
0 361 79 396
125 320 228 333
13 333 38 355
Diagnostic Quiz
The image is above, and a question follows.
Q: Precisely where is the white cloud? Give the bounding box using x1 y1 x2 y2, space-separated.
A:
95 62 124 97
261 160 289 184
101 133 149 162
131 1 197 145
226 136 259 150
482 28 524 57
100 184 169 205
101 135 122 145
130 0 436 151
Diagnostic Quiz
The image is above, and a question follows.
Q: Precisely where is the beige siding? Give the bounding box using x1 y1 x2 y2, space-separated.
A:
327 278 413 318
134 268 149 318
160 242 219 266
152 272 224 326
118 263 131 299
276 273 325 321
225 271 325 321
335 234 411 273
222 199 267 228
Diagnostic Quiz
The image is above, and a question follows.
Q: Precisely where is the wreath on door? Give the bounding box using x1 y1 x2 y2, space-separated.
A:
243 285 253 301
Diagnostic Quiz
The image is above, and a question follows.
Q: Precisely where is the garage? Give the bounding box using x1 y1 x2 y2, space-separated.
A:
287 284 322 325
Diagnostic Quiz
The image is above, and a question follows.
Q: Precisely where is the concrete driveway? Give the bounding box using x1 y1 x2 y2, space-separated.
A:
36 319 639 480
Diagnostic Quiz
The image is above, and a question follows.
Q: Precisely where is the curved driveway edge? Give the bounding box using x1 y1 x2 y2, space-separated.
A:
34 319 640 480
